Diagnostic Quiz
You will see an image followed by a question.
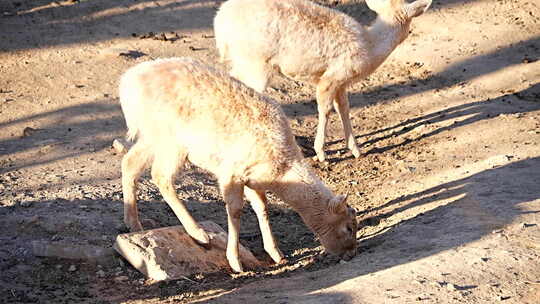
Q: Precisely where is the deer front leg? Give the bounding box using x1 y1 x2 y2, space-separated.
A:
333 86 361 158
244 187 285 264
220 177 245 273
314 80 337 162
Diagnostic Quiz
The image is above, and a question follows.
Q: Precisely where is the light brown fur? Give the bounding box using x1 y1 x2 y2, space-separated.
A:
214 0 432 161
119 58 358 272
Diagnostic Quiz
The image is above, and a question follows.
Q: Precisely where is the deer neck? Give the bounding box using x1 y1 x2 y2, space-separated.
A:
366 13 411 68
269 162 333 236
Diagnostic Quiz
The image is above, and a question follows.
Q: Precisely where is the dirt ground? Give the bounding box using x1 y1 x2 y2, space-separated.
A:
1 0 539 303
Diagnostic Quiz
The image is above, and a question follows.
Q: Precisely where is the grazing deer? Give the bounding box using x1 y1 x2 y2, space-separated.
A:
119 58 358 272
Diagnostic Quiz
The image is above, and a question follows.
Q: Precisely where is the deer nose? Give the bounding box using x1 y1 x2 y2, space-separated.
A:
342 248 357 261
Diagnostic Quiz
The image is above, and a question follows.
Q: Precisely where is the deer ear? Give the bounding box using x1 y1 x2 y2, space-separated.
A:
406 0 432 18
329 194 348 214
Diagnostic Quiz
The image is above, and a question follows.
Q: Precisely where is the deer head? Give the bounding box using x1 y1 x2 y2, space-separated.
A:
318 194 358 261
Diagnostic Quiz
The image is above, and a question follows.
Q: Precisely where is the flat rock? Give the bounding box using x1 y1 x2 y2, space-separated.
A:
114 221 262 281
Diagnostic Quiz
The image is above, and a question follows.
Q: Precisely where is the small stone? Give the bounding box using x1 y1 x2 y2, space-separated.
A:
68 265 77 272
20 201 32 207
112 138 131 154
430 281 444 288
446 283 457 291
139 32 155 39
153 32 168 41
164 32 179 41
22 127 38 137
96 270 106 278
114 276 129 282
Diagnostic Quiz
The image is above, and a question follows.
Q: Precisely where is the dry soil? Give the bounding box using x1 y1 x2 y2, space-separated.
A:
1 0 539 303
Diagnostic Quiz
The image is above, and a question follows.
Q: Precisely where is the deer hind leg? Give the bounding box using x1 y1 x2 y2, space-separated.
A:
244 187 285 264
122 141 152 232
333 86 361 158
314 80 337 162
151 147 210 245
219 176 246 272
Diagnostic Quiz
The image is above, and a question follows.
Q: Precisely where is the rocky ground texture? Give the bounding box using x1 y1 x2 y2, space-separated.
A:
1 0 539 303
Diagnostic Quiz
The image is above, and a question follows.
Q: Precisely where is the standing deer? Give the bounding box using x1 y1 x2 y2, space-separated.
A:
214 0 432 161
